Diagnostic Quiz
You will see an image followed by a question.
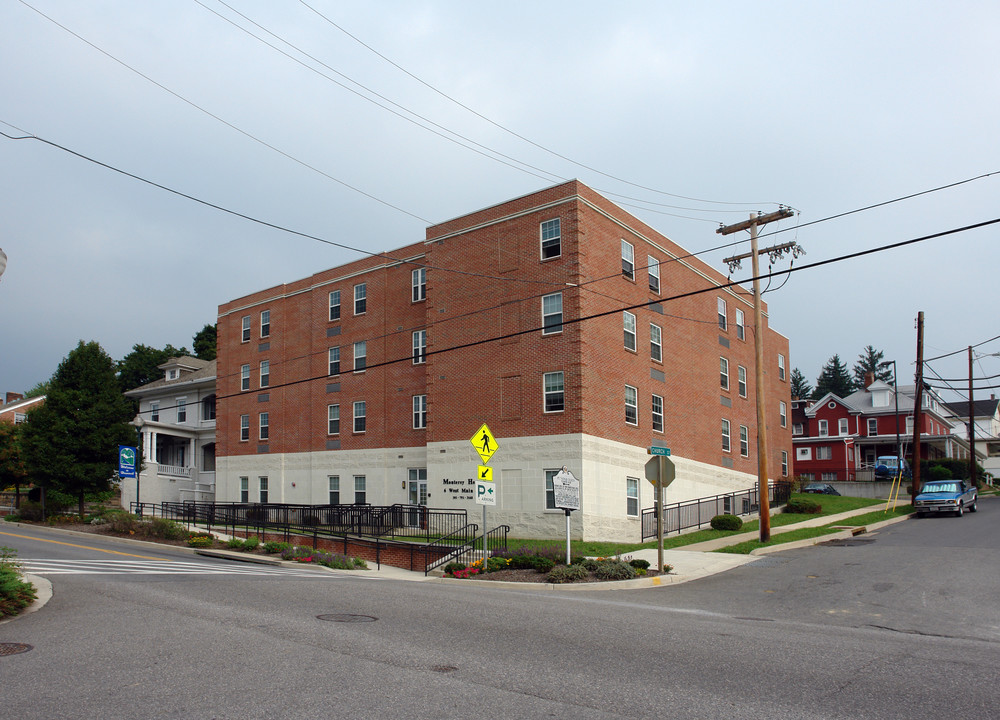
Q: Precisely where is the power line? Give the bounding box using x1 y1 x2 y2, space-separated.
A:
924 333 1000 363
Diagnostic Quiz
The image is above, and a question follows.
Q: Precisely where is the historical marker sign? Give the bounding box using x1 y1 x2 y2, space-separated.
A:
552 467 580 511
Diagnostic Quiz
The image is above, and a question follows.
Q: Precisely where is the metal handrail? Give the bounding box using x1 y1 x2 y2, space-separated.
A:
422 524 480 575
640 481 793 541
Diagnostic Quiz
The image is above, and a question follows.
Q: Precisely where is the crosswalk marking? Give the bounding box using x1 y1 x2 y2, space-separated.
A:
22 558 339 577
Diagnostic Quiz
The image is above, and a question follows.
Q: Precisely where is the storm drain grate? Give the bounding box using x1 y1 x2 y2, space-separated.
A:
317 614 377 623
0 643 33 657
821 538 876 547
431 665 458 673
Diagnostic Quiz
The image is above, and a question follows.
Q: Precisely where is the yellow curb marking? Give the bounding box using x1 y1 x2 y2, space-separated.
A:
0 531 171 561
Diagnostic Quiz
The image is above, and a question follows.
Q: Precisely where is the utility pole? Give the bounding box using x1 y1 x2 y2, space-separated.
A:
910 312 924 499
969 346 976 486
719 208 796 543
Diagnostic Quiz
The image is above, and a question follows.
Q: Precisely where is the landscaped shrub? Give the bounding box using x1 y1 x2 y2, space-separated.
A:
106 512 141 534
262 541 290 554
579 557 601 572
628 558 651 570
593 560 637 581
529 557 555 573
187 533 214 548
710 514 744 531
352 557 368 569
227 538 246 549
443 562 466 576
280 545 314 561
486 556 511 573
311 551 354 569
147 517 187 541
0 547 36 618
785 498 822 514
927 465 952 481
547 564 590 584
241 536 260 552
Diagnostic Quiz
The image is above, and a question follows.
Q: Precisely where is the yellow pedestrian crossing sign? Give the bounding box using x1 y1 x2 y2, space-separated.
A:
471 423 498 463
478 465 493 482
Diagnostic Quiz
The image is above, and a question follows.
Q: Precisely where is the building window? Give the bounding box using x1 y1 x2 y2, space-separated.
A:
412 267 426 302
354 475 366 504
241 364 250 391
778 354 786 381
838 418 848 436
797 447 811 460
816 446 832 460
624 311 637 352
722 419 731 452
738 366 747 398
176 398 187 423
821 472 837 483
720 357 730 391
542 292 563 335
621 240 635 280
353 341 366 372
328 346 340 376
260 310 270 338
626 477 639 517
544 469 558 510
543 371 564 413
412 330 426 364
652 394 664 433
354 283 366 315
781 451 788 476
328 404 340 435
242 315 251 343
736 308 745 341
818 419 828 437
780 401 787 428
740 425 749 457
868 418 878 436
329 290 341 321
717 298 727 330
240 476 249 503
150 402 159 422
259 476 268 503
240 414 249 441
650 323 662 362
625 385 638 425
540 218 561 260
353 401 366 433
328 475 340 505
648 256 660 294
413 395 427 429
259 412 269 440
793 423 803 436
259 360 270 388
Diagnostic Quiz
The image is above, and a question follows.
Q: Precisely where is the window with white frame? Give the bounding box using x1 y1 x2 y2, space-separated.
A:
329 290 341 321
621 240 635 280
242 315 251 343
821 472 837 483
544 469 558 509
626 477 639 517
240 414 249 441
780 401 787 428
413 394 427 429
624 311 637 351
354 283 366 315
150 402 159 422
176 398 187 423
778 354 786 381
722 419 731 452
818 419 829 437
648 255 660 293
650 323 662 362
906 415 914 434
353 341 366 372
781 451 788 476
412 330 426 364
412 267 426 302
720 357 730 391
328 476 340 504
240 476 249 503
259 477 268 503
740 425 749 457
328 346 340 376
259 412 269 440
838 418 848 435
260 310 270 338
542 292 562 335
800 473 815 483
717 298 727 330
816 446 832 460
241 364 250 391
793 422 803 436
259 360 269 388
354 475 366 504
543 371 564 413
867 418 878 436
796 447 811 460
328 404 340 435
736 308 745 341
353 401 366 433
652 394 664 432
625 385 638 425
540 218 561 260
738 366 747 398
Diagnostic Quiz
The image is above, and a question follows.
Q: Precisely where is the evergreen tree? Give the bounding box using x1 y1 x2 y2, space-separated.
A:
192 323 217 361
812 354 853 399
851 345 894 389
21 341 137 517
0 421 27 508
789 367 812 400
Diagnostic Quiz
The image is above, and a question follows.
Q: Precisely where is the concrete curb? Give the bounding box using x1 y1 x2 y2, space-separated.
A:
0 573 52 626
748 512 915 556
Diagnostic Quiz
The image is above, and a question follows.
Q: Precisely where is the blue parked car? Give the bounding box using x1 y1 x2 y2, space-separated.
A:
913 480 977 517
874 456 911 479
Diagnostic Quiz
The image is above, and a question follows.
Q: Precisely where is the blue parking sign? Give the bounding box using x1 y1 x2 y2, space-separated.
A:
119 445 137 479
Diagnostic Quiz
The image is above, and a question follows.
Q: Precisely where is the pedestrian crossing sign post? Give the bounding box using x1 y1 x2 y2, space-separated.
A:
470 423 499 564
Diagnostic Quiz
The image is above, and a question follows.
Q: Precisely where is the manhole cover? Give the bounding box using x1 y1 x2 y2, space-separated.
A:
821 538 876 547
0 643 33 657
316 614 377 623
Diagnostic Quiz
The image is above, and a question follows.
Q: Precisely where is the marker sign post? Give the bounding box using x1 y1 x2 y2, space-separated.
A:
470 424 500 564
645 448 675 573
552 467 580 565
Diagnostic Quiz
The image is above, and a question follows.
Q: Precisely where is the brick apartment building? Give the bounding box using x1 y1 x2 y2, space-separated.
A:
216 180 792 541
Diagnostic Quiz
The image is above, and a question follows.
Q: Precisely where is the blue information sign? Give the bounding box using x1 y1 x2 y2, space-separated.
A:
119 445 137 479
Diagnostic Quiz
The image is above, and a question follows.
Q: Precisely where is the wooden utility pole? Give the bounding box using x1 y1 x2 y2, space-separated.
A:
910 312 924 499
719 209 794 543
969 346 977 486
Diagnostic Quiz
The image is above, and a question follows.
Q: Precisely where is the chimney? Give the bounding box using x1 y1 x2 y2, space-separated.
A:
864 371 875 389
4 392 24 405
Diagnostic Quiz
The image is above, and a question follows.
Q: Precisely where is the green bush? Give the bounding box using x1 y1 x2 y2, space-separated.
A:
579 558 601 572
242 536 261 552
710 514 744 531
548 564 590 583
106 512 142 534
530 557 555 573
280 546 314 561
147 517 186 541
12 501 45 522
186 533 214 548
262 541 290 554
352 557 368 569
443 562 467 576
628 558 651 570
927 465 953 481
486 556 510 573
785 498 822 514
227 538 246 549
593 560 636 581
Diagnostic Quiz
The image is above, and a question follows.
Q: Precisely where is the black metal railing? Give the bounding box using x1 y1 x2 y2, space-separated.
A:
422 524 480 575
641 481 793 541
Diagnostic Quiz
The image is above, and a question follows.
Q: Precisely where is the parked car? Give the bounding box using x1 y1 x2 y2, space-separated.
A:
802 483 840 495
913 480 977 517
874 456 911 479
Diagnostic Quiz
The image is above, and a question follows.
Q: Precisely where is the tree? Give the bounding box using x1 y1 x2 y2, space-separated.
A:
812 354 853 399
851 345 894 389
24 381 48 398
116 343 188 393
21 341 137 517
0 422 27 508
192 323 217 361
790 367 812 400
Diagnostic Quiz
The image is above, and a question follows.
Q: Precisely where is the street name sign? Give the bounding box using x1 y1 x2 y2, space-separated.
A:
649 446 671 456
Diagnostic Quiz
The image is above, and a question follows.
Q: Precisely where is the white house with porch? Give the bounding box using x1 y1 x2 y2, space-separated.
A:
123 357 217 508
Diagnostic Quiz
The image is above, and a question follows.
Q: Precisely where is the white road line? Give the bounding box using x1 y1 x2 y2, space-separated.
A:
21 559 336 577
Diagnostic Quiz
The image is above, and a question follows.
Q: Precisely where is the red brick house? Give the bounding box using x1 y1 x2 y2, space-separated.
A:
215 180 793 541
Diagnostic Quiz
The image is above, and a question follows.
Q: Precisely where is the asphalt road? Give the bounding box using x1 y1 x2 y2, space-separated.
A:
1 501 997 719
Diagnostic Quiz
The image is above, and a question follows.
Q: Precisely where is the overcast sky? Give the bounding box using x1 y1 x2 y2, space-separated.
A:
2 1 998 404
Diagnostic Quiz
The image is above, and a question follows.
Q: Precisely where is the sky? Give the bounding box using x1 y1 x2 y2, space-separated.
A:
2 1 998 404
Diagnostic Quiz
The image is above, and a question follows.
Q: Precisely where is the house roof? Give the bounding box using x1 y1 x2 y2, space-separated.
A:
943 398 1000 420
124 357 216 396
